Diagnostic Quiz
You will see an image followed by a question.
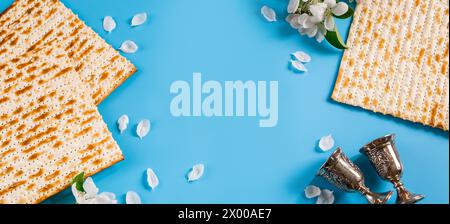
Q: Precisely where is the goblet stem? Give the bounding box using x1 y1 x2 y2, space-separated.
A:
393 181 425 204
359 186 393 204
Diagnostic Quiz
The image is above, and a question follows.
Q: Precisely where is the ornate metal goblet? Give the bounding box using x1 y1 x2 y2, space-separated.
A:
317 148 393 204
360 134 425 204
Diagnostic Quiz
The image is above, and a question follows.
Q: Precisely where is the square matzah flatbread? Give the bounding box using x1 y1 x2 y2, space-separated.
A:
0 44 123 204
332 0 449 131
0 0 136 104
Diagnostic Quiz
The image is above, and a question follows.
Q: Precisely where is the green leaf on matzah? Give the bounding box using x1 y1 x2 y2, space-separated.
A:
334 6 354 19
325 28 348 50
72 172 85 192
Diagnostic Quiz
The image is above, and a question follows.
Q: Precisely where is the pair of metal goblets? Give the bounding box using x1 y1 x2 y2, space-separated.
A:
317 134 424 204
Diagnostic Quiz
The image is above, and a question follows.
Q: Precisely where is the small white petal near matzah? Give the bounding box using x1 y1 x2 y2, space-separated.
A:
120 40 138 54
126 191 142 204
136 119 151 139
103 16 116 33
131 13 147 27
117 114 129 134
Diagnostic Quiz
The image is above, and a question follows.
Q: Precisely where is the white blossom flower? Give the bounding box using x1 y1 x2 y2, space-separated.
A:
72 178 117 204
324 0 349 17
287 0 300 14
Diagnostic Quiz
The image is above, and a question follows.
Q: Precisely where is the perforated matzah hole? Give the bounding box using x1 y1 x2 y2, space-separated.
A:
0 0 136 104
332 0 449 131
0 44 123 204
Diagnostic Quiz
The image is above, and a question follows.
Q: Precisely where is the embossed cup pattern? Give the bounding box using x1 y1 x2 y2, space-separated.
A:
360 134 425 204
317 148 393 204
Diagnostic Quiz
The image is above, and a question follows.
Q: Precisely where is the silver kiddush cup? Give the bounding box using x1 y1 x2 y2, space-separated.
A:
317 148 393 204
360 134 425 204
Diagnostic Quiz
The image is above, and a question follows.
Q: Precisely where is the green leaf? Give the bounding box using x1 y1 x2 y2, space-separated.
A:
71 172 85 192
325 27 348 50
333 6 354 19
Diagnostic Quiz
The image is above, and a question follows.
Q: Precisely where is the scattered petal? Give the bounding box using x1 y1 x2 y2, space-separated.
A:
287 0 300 14
131 13 148 27
261 5 277 22
304 185 321 198
126 191 142 204
119 40 138 54
103 16 116 33
136 119 151 139
146 168 159 190
83 177 99 198
316 189 335 204
188 164 205 182
291 51 311 63
290 60 308 72
319 134 335 151
117 114 129 134
332 2 349 16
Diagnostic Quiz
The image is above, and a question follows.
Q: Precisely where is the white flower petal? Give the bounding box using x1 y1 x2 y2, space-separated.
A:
305 25 318 38
287 0 300 14
131 13 148 27
103 16 116 33
188 164 205 182
291 51 311 63
297 13 309 28
83 177 99 197
119 40 138 54
290 60 308 72
315 31 325 43
324 0 337 8
261 5 277 22
318 134 335 151
316 189 335 204
309 3 327 22
96 193 118 204
146 168 159 190
117 114 129 134
98 192 116 201
332 2 349 16
285 14 295 23
71 184 86 204
302 16 315 29
288 14 301 29
136 119 151 139
305 185 322 198
126 191 142 204
324 15 335 31
298 27 306 36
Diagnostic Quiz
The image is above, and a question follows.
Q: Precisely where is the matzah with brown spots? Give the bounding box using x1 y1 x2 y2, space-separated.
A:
0 0 136 105
0 44 123 204
332 0 449 131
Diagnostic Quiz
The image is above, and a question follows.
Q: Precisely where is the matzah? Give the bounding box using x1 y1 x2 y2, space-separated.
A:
332 0 449 131
0 44 123 204
0 0 136 104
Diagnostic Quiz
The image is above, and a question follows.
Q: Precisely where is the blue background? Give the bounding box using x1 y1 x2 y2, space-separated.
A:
1 0 448 204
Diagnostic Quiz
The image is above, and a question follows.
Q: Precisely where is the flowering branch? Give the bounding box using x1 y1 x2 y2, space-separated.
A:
286 0 356 49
